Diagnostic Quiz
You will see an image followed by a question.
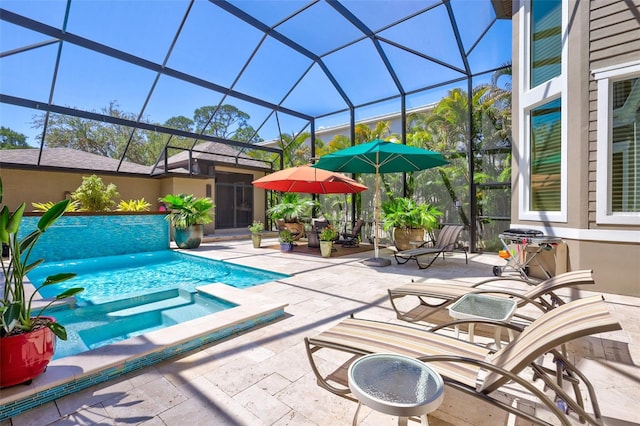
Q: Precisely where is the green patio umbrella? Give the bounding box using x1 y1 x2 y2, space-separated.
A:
312 139 448 266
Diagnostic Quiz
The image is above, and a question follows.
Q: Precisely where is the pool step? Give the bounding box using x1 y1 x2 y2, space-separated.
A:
79 310 165 349
48 289 183 325
160 300 220 323
74 290 227 351
107 289 193 318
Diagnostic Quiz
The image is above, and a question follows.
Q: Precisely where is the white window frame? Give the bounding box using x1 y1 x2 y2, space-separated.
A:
593 60 640 225
517 0 568 222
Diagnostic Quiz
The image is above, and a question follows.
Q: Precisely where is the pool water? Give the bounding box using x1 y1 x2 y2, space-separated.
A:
28 250 288 305
25 250 288 359
48 288 235 359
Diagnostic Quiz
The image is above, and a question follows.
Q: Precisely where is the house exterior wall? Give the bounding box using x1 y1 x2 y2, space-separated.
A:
512 0 640 296
0 165 267 236
588 0 640 229
0 168 163 211
312 104 435 143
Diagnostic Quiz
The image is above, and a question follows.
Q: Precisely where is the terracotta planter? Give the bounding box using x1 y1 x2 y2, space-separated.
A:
320 241 333 258
174 225 204 249
0 317 56 388
251 233 262 248
393 228 427 251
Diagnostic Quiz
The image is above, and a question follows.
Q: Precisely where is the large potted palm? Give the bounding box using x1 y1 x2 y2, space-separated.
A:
266 193 317 238
1 178 84 388
381 197 442 251
159 194 215 249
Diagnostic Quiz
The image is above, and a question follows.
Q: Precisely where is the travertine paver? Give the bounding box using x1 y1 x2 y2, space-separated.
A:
5 237 640 426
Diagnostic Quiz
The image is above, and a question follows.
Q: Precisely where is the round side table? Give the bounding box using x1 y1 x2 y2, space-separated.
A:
347 353 444 426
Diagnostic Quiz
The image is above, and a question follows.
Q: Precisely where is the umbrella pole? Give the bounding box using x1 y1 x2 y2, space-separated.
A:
363 155 390 267
374 166 379 259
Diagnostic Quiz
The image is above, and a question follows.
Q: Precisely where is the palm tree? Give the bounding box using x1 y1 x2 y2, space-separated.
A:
407 81 512 237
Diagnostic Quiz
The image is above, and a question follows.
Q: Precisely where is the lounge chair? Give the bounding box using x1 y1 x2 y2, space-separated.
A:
393 224 467 269
388 270 595 330
338 219 363 247
305 295 621 425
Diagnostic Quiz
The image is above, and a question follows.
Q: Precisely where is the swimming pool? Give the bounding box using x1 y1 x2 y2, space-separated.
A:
28 250 288 305
25 250 289 358
48 288 235 359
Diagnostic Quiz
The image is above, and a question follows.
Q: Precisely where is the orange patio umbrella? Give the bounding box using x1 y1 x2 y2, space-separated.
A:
252 165 367 194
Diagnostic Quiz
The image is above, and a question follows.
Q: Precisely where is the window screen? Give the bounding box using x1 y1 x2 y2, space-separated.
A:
530 98 561 211
611 78 640 213
530 0 561 88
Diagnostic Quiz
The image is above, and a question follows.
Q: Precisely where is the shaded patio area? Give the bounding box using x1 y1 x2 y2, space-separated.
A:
5 237 638 426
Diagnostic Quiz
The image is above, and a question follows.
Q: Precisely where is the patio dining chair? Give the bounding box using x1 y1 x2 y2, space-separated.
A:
305 295 621 426
338 219 364 247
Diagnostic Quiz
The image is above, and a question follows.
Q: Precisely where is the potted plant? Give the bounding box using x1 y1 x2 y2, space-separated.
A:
267 193 317 238
159 193 215 249
318 225 338 258
0 178 84 388
381 197 442 251
278 229 295 252
248 220 264 249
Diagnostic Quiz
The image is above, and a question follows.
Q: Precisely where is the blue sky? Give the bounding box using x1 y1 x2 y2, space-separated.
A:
0 0 512 146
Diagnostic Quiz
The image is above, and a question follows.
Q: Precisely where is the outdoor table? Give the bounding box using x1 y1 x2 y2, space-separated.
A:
347 353 444 426
448 293 517 348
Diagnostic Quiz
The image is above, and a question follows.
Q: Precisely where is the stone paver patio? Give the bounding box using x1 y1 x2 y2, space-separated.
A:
4 237 639 425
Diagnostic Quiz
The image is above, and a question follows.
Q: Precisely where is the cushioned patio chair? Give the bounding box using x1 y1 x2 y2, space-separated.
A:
387 270 595 331
393 224 467 269
307 218 329 248
305 295 621 426
338 219 363 247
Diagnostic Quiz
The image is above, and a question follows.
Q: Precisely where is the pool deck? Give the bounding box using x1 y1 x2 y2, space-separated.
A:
3 237 639 425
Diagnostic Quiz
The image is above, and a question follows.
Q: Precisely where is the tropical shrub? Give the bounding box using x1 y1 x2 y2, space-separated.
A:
267 193 317 223
32 200 80 212
72 175 119 211
278 229 295 243
319 225 338 242
248 220 264 234
116 199 151 212
381 197 442 232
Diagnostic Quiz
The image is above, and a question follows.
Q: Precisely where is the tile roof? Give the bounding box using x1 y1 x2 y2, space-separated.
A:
165 142 272 170
1 143 271 175
0 148 152 174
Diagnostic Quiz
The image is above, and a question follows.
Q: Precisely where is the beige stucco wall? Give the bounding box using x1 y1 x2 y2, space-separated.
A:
0 166 269 236
0 168 163 211
565 239 640 296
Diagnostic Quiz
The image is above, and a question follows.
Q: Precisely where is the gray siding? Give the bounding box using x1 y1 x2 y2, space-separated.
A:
588 0 640 228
